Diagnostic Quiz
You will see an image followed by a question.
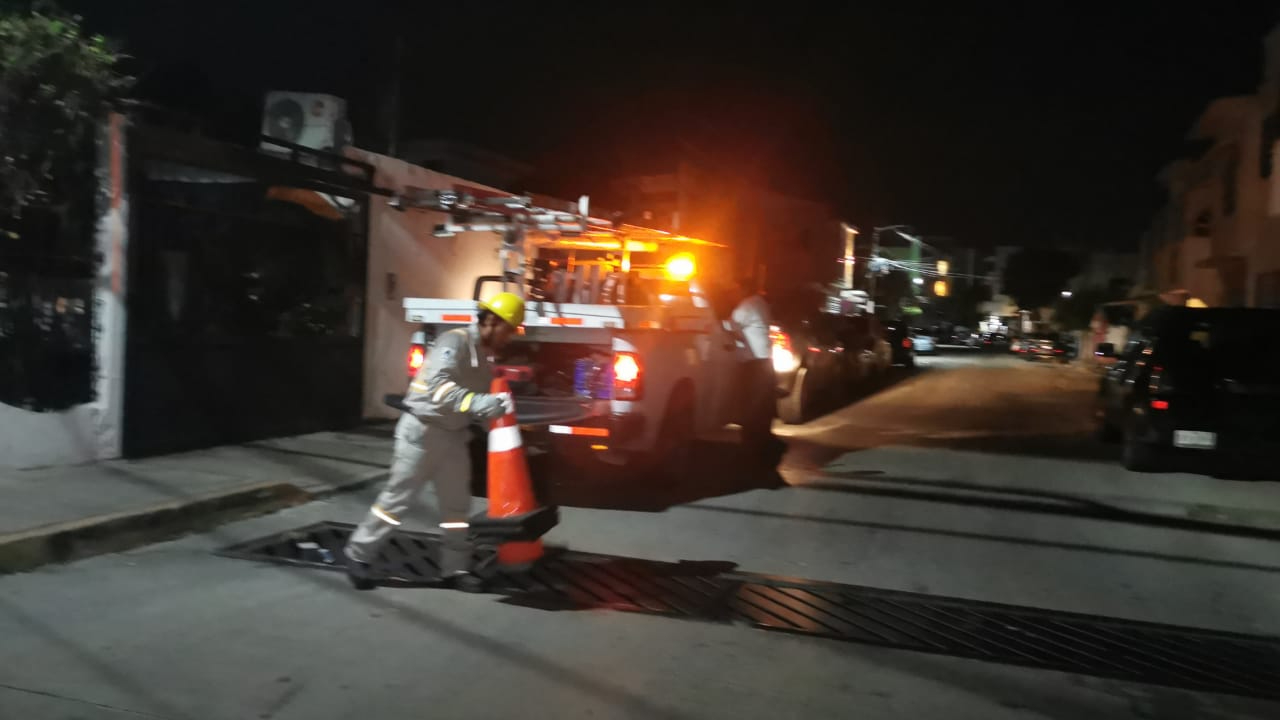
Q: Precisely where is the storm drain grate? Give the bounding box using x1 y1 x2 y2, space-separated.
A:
219 522 1280 701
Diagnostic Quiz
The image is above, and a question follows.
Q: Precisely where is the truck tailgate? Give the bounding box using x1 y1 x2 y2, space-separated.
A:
513 396 598 426
384 393 596 426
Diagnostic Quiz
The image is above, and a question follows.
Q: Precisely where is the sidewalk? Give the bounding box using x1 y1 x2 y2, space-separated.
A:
0 425 395 573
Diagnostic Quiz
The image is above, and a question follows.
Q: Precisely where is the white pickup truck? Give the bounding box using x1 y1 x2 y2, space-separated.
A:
394 251 753 483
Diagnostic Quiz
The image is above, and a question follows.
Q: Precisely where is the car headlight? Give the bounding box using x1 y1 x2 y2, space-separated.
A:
772 344 799 373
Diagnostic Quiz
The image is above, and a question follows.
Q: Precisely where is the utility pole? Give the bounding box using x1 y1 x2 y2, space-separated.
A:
906 232 922 295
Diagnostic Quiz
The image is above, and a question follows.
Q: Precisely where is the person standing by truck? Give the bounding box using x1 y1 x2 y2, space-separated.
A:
344 292 525 592
731 276 784 458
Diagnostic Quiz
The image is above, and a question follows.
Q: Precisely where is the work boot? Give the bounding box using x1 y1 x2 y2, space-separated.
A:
344 551 377 591
445 571 487 594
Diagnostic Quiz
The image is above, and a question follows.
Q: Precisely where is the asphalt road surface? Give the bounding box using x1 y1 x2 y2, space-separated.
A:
3 352 1280 719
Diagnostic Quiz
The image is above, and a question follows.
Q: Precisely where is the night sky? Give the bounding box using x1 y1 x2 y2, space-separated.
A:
62 1 1280 250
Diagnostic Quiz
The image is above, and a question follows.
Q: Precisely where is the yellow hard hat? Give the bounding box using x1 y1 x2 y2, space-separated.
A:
479 291 525 328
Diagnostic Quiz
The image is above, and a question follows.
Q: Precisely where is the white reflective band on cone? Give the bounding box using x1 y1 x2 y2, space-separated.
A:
488 424 523 453
372 506 401 526
439 522 470 530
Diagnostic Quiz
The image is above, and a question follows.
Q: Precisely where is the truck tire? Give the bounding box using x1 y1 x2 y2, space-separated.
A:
1096 414 1121 443
1122 420 1161 472
652 386 696 484
778 367 810 425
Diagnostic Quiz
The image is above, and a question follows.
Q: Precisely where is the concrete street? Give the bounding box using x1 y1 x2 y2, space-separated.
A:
3 353 1280 719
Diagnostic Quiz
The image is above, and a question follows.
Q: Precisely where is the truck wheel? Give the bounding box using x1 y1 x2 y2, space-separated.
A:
654 389 695 484
1096 413 1121 443
1122 420 1161 472
778 367 809 424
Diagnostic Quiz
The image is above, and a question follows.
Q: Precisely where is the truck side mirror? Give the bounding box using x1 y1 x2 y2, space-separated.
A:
1095 342 1115 358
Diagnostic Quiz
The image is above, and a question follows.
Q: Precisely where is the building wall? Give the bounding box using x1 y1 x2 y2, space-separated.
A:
1256 26 1280 305
1142 23 1280 308
348 149 507 420
1 115 130 469
1152 237 1221 305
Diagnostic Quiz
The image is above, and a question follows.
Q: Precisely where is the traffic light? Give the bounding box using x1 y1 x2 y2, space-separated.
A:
934 280 949 297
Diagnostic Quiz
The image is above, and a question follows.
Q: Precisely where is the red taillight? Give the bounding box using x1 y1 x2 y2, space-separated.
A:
613 352 642 400
408 344 425 378
1150 399 1170 410
902 338 912 349
1054 348 1065 354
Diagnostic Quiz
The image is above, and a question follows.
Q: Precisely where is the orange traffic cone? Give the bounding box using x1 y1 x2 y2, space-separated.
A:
486 377 544 567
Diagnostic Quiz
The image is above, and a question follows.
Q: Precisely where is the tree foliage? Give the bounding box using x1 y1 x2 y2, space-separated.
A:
1000 248 1081 311
0 2 130 217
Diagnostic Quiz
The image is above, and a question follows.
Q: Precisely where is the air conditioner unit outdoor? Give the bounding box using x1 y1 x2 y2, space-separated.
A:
259 91 352 156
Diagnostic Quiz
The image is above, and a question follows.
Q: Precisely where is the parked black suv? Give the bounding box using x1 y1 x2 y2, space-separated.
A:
1096 306 1280 475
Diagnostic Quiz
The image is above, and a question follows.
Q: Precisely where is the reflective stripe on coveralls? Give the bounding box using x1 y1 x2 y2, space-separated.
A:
345 414 474 575
344 326 493 577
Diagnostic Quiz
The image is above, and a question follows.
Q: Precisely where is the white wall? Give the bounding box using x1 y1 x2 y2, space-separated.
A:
348 149 508 419
2 114 129 470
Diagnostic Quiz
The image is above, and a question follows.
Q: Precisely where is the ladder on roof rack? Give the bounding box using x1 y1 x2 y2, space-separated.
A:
389 187 614 239
387 187 726 296
387 186 724 246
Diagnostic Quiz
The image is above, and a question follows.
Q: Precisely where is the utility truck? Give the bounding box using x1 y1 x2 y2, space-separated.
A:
389 188 761 482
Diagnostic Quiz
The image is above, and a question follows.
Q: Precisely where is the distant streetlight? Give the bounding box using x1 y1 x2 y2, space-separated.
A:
912 277 925 286
1061 290 1073 299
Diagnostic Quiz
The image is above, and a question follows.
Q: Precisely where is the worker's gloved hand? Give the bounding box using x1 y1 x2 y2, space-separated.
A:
497 391 515 416
469 393 508 421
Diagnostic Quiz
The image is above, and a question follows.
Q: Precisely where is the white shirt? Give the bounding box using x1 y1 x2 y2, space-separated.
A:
731 294 773 360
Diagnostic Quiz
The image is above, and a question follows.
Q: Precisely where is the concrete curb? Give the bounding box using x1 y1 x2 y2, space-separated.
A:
309 470 389 500
0 469 390 575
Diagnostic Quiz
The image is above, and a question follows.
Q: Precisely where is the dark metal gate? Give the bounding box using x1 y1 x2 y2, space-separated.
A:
221 522 1280 702
123 126 379 457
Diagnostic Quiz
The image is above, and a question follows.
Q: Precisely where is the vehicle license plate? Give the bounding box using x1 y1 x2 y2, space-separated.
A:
1173 430 1217 449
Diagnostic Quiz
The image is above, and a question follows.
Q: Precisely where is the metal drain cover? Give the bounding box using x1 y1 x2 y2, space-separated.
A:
220 522 1280 701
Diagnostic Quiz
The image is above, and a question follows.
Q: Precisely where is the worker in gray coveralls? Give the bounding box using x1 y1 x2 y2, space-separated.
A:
344 292 525 592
